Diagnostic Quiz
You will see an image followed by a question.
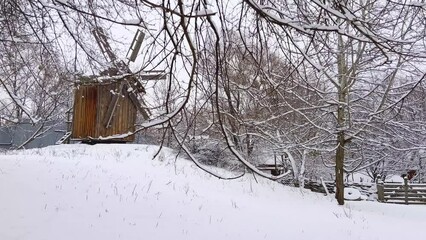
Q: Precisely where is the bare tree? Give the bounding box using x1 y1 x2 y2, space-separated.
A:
192 0 426 204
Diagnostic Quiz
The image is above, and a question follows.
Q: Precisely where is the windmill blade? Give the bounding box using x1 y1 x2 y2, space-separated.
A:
126 29 145 62
140 73 167 81
128 93 150 120
92 27 118 63
91 25 151 122
128 76 146 93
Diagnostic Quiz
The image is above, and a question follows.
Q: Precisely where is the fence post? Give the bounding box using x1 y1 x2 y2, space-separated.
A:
377 178 384 202
404 177 408 204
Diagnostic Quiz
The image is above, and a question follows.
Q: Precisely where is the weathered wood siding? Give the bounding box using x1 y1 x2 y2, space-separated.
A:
72 85 97 139
71 82 136 142
96 82 136 142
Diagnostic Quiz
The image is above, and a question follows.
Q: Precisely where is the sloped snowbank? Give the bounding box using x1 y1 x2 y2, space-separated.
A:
0 144 425 240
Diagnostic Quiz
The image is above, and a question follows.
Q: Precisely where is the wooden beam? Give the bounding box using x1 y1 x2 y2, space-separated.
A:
104 82 124 128
140 74 167 81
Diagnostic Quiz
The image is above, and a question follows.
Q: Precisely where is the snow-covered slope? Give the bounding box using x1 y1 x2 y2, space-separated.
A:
0 144 425 240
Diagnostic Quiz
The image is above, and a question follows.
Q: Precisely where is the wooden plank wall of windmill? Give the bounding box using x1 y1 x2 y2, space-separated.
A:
71 83 136 141
96 83 136 142
72 85 97 139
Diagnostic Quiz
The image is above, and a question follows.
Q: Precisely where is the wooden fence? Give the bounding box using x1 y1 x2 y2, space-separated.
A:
377 178 426 205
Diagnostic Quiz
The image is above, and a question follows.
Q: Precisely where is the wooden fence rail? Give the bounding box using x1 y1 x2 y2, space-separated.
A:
377 178 426 205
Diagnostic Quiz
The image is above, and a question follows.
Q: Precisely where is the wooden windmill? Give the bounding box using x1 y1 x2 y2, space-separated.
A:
69 27 165 143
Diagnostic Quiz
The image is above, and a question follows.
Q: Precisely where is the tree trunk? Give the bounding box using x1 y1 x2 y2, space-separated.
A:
335 130 345 205
335 35 347 205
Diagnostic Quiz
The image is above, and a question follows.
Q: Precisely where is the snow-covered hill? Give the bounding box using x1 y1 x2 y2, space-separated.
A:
0 144 425 240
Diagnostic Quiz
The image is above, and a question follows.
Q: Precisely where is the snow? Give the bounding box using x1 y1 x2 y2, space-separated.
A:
55 0 69 4
344 187 361 200
1 144 426 240
345 172 373 184
122 19 142 25
98 132 133 140
386 175 404 183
